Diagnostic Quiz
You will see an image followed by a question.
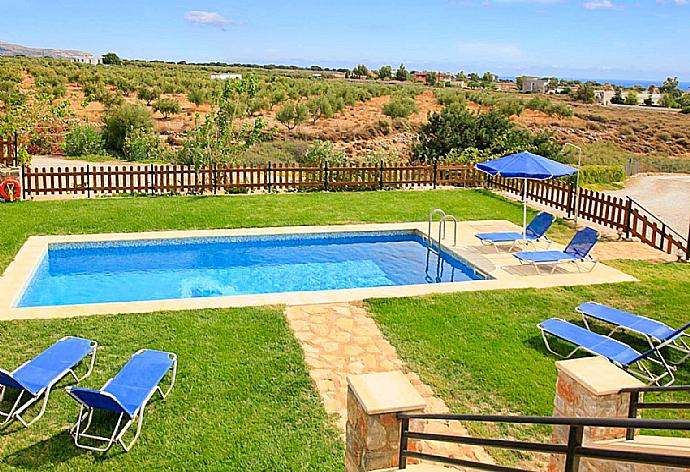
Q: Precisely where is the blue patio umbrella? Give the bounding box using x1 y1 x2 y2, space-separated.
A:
476 151 578 242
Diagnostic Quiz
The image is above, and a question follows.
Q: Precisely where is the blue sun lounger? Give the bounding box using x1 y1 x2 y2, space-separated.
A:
476 212 555 252
514 227 599 274
577 302 690 364
0 336 97 427
66 349 177 452
538 318 675 386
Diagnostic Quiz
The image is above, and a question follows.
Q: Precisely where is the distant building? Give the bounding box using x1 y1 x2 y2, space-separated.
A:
521 77 549 93
413 72 447 83
595 90 662 106
312 73 323 79
210 73 243 80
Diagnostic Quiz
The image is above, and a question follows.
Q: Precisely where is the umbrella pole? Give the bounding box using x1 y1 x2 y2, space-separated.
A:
523 178 528 243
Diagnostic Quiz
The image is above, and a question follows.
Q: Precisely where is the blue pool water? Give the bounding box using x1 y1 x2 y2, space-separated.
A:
17 231 485 308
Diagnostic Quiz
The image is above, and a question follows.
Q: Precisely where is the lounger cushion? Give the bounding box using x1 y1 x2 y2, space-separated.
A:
476 231 538 243
514 250 578 264
577 303 676 341
70 350 174 417
2 337 94 395
539 318 643 366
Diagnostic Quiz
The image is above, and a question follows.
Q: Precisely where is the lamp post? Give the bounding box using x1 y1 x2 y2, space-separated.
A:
564 143 582 225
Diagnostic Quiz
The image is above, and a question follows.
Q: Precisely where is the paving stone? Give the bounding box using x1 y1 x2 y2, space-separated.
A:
284 302 490 469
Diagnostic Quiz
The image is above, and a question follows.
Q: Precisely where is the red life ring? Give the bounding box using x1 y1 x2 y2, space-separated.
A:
0 178 21 202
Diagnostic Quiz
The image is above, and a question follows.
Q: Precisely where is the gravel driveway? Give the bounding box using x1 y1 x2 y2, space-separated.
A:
606 174 690 236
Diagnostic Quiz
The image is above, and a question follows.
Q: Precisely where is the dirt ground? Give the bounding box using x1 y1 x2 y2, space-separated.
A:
605 174 690 235
520 95 690 157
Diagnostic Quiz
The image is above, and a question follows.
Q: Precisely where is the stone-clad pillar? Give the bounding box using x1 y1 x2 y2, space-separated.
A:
345 371 426 472
549 357 644 472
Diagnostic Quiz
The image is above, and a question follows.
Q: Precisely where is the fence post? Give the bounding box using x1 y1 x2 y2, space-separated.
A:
21 165 27 200
626 390 640 440
379 161 384 191
564 425 584 472
398 417 409 469
686 220 690 261
432 160 438 189
624 197 633 240
13 132 19 167
213 164 218 195
659 223 667 252
267 162 272 193
149 164 155 195
566 184 575 219
86 165 91 198
324 162 329 192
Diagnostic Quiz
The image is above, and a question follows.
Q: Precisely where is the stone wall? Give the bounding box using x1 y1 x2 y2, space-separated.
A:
345 371 426 472
549 357 686 472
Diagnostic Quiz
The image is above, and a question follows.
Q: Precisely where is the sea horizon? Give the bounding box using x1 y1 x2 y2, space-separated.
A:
500 76 690 90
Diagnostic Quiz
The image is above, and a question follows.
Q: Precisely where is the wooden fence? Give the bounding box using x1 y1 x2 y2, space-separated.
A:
491 175 689 259
22 162 484 197
18 161 688 259
0 134 18 167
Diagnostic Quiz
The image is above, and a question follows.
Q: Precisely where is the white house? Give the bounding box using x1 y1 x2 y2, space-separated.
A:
596 90 662 106
210 73 243 80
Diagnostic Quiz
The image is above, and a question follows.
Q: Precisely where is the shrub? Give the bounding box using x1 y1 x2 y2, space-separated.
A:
276 102 308 129
187 88 209 106
382 95 418 118
681 107 690 115
153 98 181 118
102 103 155 153
301 140 344 165
123 128 167 162
413 103 562 163
94 87 124 108
62 123 104 156
137 87 160 106
578 165 626 185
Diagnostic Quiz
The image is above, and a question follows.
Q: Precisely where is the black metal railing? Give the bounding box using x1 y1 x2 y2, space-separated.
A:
397 412 690 472
622 384 690 440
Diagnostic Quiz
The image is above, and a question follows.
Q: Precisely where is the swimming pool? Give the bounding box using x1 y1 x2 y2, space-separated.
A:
17 231 485 308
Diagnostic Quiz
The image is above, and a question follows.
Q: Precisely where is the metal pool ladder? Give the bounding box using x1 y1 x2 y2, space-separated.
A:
426 209 458 250
425 209 458 282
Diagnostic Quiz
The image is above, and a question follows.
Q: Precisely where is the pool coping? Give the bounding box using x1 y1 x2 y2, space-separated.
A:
0 221 638 320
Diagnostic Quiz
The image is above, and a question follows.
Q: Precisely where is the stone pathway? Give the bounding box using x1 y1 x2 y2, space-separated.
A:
284 302 493 468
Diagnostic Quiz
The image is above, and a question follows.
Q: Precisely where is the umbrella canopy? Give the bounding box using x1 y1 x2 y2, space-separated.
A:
476 151 578 242
475 151 577 180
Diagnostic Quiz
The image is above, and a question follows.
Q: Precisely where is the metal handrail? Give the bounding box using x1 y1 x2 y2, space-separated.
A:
628 197 687 241
427 209 446 245
439 214 458 247
621 384 690 440
397 412 690 471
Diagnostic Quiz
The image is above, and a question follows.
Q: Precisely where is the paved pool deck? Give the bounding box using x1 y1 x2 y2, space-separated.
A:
0 220 637 320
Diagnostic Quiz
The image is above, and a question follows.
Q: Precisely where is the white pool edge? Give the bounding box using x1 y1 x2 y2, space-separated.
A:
0 221 637 320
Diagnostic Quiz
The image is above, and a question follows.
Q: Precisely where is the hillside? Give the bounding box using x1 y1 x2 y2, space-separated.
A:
0 40 98 63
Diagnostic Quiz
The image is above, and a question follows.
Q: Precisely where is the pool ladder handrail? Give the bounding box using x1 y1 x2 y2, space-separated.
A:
426 209 458 250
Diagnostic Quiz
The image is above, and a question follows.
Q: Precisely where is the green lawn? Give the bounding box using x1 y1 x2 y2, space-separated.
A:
0 308 343 471
369 260 690 463
0 189 574 274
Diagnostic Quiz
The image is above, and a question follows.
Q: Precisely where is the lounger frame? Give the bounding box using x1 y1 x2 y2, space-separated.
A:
479 234 552 253
538 319 675 386
578 302 690 365
517 253 598 274
0 337 97 428
68 350 177 452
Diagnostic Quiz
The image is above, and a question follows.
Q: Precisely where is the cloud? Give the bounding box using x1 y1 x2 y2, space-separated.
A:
583 0 614 9
184 11 236 30
656 0 688 4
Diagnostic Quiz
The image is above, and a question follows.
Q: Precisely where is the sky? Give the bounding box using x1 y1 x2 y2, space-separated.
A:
0 0 688 82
